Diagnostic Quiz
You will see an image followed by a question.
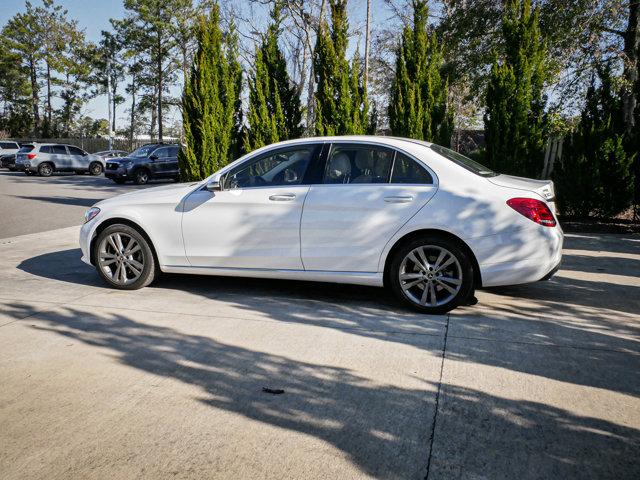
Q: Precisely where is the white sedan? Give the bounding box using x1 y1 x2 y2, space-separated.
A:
80 136 563 313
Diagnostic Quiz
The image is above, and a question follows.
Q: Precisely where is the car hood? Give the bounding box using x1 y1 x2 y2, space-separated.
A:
95 182 201 208
105 156 136 163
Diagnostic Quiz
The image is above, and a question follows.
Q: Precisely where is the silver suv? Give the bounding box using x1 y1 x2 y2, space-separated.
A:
15 143 105 177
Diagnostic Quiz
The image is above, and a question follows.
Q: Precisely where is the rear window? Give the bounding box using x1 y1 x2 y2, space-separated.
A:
18 145 35 153
430 144 497 177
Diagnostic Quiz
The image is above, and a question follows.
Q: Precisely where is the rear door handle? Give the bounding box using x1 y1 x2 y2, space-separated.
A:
269 194 296 202
384 195 413 203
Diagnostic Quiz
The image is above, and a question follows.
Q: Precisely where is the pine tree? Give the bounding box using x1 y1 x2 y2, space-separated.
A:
313 0 367 135
179 5 241 181
484 0 547 177
245 2 302 152
554 66 634 217
388 0 452 146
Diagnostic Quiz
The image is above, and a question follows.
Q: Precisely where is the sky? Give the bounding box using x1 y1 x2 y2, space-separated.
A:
2 0 402 130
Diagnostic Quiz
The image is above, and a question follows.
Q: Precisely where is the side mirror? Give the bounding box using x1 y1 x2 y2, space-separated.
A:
205 174 223 192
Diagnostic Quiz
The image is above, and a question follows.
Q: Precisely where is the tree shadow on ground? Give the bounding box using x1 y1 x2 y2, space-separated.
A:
2 302 639 479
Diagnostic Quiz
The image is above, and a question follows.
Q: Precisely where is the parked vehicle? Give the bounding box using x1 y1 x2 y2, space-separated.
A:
104 143 180 185
0 141 20 170
80 136 563 313
95 150 129 160
15 143 105 176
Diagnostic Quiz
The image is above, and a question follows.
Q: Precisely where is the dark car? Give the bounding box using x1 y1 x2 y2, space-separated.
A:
105 143 180 185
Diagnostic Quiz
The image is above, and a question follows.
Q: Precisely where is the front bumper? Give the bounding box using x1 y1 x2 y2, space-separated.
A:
79 219 98 266
105 164 133 180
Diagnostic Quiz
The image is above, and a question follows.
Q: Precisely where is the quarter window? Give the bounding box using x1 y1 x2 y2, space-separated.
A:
226 146 316 189
323 145 393 184
391 152 433 184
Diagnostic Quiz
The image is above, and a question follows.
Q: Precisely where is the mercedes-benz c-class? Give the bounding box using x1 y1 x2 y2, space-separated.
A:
80 136 562 313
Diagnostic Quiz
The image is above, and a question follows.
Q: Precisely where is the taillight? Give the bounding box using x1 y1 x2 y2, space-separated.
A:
27 153 37 160
507 197 556 227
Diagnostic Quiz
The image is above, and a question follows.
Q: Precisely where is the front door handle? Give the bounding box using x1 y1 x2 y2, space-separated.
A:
384 195 413 203
269 193 296 202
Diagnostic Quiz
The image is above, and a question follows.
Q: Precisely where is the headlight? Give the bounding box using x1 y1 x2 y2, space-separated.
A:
84 207 100 223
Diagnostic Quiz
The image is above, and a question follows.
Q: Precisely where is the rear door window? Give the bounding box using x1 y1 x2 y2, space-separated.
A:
18 145 35 153
40 146 53 154
52 145 68 155
323 144 394 184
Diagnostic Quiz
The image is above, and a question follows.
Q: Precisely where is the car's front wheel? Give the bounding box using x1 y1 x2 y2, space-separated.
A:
388 236 474 314
89 162 104 176
94 224 158 290
134 169 150 185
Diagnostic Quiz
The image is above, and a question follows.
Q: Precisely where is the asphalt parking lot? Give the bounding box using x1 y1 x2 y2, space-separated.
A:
0 171 639 479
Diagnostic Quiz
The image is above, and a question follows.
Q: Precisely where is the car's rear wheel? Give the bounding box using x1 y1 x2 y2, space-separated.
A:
134 169 149 185
38 162 53 177
388 236 474 314
94 224 157 290
89 162 103 176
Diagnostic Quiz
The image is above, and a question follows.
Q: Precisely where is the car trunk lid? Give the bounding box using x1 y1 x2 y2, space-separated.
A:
488 174 556 211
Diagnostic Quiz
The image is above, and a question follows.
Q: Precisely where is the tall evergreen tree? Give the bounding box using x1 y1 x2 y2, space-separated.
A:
484 0 547 177
245 3 302 152
388 0 453 146
179 5 241 181
554 66 634 217
313 0 368 135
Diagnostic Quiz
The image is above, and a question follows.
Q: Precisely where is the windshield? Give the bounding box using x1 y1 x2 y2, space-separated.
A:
129 146 156 158
18 145 35 153
430 144 498 177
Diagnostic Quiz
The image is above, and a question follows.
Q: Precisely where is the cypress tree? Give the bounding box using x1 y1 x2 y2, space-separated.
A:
388 0 453 146
179 5 242 181
314 0 367 135
484 0 547 177
245 2 302 151
554 66 634 217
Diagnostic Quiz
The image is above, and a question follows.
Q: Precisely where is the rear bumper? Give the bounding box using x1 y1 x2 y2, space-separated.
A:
472 225 564 287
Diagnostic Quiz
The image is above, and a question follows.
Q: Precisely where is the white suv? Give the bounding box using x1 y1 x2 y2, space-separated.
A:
15 143 105 177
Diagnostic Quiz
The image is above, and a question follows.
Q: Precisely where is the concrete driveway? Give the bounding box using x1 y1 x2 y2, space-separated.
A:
0 225 639 478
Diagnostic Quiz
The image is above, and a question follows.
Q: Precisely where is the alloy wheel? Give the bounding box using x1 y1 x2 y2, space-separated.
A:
398 245 463 307
98 232 144 286
90 163 103 175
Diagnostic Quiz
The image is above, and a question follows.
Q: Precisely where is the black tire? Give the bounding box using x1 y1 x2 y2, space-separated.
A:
134 169 150 185
38 163 54 176
388 235 475 314
112 179 126 184
89 162 103 176
93 224 158 290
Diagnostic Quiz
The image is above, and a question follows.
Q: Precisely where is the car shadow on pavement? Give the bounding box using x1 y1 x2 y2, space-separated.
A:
15 195 102 208
2 301 639 479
